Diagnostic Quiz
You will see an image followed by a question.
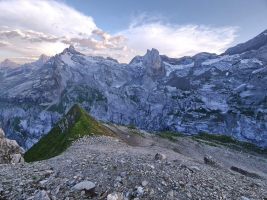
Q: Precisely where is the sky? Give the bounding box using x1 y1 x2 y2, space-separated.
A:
0 0 267 64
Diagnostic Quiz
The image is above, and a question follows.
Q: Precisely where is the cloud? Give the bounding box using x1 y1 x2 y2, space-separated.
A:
119 19 238 60
0 1 238 64
0 0 125 63
0 41 9 47
0 0 96 37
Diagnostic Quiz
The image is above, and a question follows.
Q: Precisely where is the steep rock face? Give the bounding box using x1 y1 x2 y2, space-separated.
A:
0 128 24 164
0 31 267 149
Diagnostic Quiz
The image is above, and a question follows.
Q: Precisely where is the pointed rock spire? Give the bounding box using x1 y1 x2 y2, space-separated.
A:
63 45 79 54
143 48 162 70
143 48 165 77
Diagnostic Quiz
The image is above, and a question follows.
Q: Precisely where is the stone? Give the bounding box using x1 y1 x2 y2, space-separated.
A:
167 190 174 199
189 166 200 172
0 129 25 164
73 181 96 192
136 186 144 196
115 176 122 183
34 190 50 200
11 154 24 164
154 153 166 161
240 197 251 200
204 155 218 166
107 192 124 200
141 180 148 187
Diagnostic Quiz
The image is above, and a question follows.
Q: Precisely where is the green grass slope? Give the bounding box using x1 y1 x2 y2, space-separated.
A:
24 104 114 162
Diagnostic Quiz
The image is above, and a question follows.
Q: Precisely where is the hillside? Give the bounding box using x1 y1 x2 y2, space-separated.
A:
24 104 114 162
1 125 267 199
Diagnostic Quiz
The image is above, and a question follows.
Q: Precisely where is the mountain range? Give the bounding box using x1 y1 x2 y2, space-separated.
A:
0 29 266 149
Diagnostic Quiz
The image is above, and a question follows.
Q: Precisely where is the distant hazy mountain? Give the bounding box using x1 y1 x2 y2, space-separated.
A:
0 30 266 149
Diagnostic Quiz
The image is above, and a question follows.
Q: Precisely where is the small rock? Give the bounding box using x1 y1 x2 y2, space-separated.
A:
39 179 48 186
189 166 200 171
154 153 166 161
34 190 50 200
73 181 96 193
141 180 148 187
241 197 251 200
115 176 122 183
167 190 174 199
107 192 124 200
204 155 218 166
44 170 54 177
137 186 144 196
120 172 127 177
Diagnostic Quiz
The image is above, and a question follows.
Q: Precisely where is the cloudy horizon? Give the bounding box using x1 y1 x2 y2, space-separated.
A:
0 0 266 64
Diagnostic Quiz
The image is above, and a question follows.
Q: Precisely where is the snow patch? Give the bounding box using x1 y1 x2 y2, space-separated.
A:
252 67 266 74
61 53 75 66
234 84 246 92
240 90 253 98
202 56 227 65
164 62 194 76
241 58 263 65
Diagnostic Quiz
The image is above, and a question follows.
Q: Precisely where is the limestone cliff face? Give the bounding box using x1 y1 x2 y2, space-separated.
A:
0 128 24 164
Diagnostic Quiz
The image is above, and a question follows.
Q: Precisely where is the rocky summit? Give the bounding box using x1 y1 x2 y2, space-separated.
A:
0 30 267 149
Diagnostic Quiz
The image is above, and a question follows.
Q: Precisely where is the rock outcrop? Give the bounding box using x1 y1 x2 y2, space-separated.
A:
0 128 24 164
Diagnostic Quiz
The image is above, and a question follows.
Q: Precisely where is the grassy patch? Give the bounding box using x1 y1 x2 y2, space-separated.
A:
193 132 267 155
158 131 184 142
24 104 114 162
127 124 136 130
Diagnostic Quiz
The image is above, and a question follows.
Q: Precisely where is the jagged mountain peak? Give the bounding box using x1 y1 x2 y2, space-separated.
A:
62 44 81 55
0 59 19 68
33 54 50 66
38 54 50 61
145 48 160 56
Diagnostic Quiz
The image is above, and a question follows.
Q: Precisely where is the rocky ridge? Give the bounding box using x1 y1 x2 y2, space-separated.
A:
0 30 266 149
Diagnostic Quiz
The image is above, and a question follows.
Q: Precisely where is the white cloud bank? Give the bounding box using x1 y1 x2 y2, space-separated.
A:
0 0 238 64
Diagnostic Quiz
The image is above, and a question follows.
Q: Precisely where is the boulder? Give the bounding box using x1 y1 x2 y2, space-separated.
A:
155 153 166 161
0 128 25 164
73 180 96 196
33 190 50 200
107 192 124 200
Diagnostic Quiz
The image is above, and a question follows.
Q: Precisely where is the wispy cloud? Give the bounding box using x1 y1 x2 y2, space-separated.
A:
0 0 238 64
119 15 238 60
